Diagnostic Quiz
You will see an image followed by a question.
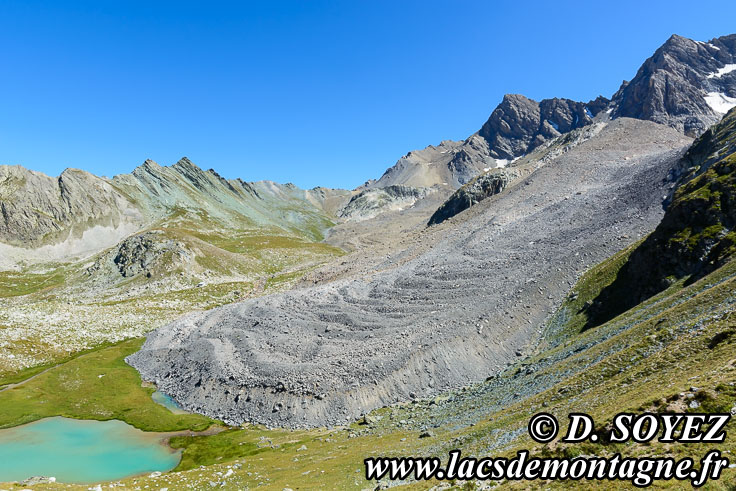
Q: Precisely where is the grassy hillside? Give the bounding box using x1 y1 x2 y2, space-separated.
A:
585 107 736 330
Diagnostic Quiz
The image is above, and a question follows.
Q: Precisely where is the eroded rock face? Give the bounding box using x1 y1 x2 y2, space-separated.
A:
612 34 736 136
427 169 520 226
0 166 142 247
428 121 608 225
127 119 691 428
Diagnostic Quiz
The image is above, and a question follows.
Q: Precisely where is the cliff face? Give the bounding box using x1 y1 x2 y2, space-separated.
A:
585 108 736 329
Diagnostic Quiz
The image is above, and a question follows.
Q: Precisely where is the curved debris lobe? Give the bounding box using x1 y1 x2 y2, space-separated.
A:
128 119 692 428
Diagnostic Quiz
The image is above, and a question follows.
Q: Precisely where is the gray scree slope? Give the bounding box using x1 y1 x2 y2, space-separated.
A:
128 118 691 428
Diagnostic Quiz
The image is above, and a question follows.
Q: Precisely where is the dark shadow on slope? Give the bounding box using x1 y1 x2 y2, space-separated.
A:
583 108 736 331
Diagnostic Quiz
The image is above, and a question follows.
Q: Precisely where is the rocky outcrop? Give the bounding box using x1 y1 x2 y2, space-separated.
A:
338 185 433 221
428 169 520 225
612 34 736 136
585 108 736 329
112 231 189 278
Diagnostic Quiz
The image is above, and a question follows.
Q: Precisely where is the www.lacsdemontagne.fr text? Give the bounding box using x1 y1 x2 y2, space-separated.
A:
365 449 729 487
364 412 731 487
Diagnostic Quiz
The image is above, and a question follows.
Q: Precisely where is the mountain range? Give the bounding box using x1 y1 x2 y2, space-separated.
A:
2 32 736 489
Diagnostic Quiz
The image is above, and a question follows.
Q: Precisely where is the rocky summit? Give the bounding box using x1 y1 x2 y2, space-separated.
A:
612 33 736 136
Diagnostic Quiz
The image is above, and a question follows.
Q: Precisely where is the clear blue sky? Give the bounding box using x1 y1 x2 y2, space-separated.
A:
1 1 735 189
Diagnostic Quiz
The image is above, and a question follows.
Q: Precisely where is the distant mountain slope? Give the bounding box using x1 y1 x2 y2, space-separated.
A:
585 107 736 329
0 158 349 267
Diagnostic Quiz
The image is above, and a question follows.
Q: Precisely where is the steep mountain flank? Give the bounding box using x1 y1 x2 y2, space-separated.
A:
428 121 607 225
612 34 736 136
585 107 736 329
0 166 143 248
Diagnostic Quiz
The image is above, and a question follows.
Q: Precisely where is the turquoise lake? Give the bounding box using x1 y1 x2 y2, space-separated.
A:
0 417 180 484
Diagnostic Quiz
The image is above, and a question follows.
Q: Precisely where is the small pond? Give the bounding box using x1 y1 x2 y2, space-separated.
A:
0 417 180 484
152 390 188 414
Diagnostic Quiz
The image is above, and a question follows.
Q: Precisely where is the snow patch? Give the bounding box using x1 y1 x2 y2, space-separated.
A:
707 64 736 79
548 120 560 131
709 43 721 51
584 107 593 118
495 159 508 168
704 92 736 114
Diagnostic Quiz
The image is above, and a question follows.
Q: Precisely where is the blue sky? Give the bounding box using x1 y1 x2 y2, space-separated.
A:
1 1 735 189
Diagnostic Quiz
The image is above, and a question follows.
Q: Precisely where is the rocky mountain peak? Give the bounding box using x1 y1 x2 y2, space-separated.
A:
477 93 608 160
141 158 160 168
173 156 196 168
612 33 736 136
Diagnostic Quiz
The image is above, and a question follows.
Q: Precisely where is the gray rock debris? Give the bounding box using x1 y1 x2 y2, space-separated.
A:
128 118 692 429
